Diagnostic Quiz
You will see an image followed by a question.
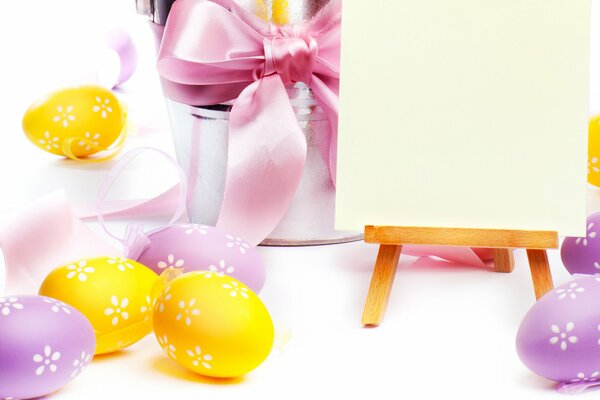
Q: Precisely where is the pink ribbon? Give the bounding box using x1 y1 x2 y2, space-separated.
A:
157 0 341 245
96 147 188 260
0 191 119 295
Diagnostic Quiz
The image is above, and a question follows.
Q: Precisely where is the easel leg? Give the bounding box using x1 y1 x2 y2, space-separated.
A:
526 249 554 300
362 245 402 326
493 249 514 273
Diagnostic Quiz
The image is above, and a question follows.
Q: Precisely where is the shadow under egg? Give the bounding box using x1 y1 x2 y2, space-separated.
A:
151 355 246 385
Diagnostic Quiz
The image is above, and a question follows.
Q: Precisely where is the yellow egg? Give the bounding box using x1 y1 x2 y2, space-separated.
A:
588 115 600 187
153 271 274 378
39 256 158 355
22 85 126 158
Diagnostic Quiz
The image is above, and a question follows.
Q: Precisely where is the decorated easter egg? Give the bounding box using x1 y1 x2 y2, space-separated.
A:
22 85 126 158
561 212 600 275
39 256 158 354
588 116 600 187
0 295 95 400
137 224 265 293
516 276 600 391
153 272 274 378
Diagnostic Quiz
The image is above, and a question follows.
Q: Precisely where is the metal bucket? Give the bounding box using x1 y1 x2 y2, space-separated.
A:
137 0 362 245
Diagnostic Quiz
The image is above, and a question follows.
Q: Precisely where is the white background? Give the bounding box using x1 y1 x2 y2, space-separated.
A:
0 1 599 399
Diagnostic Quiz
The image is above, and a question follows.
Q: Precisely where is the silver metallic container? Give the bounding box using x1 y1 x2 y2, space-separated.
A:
138 0 361 245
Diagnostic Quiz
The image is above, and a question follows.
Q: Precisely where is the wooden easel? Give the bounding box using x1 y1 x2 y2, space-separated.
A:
361 225 559 325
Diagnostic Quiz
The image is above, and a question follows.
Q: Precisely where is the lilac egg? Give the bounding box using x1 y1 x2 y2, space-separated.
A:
561 212 600 275
136 224 265 293
516 276 600 389
0 295 95 400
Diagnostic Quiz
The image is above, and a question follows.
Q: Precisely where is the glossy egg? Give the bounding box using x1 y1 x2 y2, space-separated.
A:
561 212 600 275
516 276 600 392
0 295 95 400
39 256 158 355
22 85 126 158
588 116 600 187
137 224 266 293
152 272 274 378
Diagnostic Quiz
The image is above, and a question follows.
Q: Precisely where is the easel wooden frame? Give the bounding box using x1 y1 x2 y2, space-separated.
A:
361 226 559 326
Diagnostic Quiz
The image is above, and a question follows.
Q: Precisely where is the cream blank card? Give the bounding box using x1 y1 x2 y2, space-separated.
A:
335 0 590 236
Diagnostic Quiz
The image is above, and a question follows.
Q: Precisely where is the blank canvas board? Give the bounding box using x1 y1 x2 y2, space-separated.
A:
335 0 590 236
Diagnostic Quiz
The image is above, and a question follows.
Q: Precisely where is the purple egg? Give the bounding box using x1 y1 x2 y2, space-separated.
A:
136 224 265 293
561 212 600 275
0 295 95 400
516 276 600 392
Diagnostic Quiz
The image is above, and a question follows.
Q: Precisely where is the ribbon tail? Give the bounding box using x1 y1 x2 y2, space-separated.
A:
122 223 151 260
61 103 129 163
311 74 339 186
557 380 600 394
216 75 307 245
403 245 489 268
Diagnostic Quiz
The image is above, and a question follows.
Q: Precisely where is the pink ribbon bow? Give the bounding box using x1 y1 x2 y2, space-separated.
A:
157 0 341 245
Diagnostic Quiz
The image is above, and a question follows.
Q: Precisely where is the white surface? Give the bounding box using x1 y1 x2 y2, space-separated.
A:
337 0 590 236
0 1 600 399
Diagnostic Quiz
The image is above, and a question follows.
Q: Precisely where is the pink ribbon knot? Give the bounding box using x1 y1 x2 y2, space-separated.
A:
260 34 318 85
157 0 341 245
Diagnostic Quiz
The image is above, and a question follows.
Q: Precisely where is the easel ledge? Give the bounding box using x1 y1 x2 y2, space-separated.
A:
361 226 559 326
365 226 558 248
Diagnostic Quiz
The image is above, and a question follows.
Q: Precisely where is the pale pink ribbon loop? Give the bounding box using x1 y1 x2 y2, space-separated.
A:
96 147 188 260
157 0 341 245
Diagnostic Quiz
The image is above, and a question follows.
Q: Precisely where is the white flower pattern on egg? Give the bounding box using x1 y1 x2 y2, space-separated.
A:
186 346 213 369
198 270 223 279
182 224 208 235
549 322 578 351
33 345 61 376
92 97 112 119
157 254 184 270
38 131 60 151
70 351 92 378
222 281 249 299
78 132 101 151
226 235 250 254
589 157 600 175
157 335 177 359
107 257 134 272
208 260 234 278
556 282 585 300
140 295 152 321
158 286 172 313
0 297 23 316
104 296 130 326
43 298 71 314
53 105 75 127
176 299 200 326
66 260 95 282
575 223 597 246
571 371 600 383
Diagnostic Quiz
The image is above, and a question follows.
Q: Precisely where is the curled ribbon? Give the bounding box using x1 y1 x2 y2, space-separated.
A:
96 147 188 260
62 102 130 163
157 0 341 245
